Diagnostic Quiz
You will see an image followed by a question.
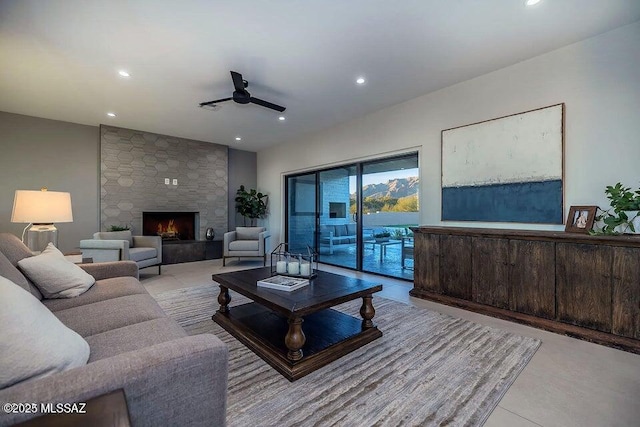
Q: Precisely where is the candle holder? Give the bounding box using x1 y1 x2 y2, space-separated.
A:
270 243 317 279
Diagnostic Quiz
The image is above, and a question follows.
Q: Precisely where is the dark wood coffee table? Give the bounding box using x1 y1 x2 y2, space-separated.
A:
211 267 383 381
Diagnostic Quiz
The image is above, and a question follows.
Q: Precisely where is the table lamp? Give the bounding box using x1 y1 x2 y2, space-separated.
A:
11 188 74 253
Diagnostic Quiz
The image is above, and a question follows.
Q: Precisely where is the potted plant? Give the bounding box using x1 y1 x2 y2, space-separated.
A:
374 231 391 243
235 185 268 226
593 182 640 235
108 225 130 231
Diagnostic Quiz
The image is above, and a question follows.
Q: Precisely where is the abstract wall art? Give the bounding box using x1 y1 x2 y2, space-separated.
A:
441 104 564 224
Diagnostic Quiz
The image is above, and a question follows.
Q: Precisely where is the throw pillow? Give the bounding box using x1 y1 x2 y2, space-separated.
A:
0 276 90 389
18 243 95 298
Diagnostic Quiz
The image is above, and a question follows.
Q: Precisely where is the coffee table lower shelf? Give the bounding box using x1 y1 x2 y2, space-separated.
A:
213 302 382 381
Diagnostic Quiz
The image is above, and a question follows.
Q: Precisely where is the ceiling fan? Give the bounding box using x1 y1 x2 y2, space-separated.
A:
199 71 286 112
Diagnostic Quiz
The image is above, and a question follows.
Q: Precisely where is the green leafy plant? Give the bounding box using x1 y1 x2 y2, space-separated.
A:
374 231 391 239
235 185 268 226
108 225 130 232
592 182 640 235
391 229 405 239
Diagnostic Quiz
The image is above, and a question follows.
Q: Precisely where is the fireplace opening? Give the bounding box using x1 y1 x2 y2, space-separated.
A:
142 212 198 241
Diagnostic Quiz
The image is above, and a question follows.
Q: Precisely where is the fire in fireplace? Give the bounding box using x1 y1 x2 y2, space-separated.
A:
142 212 198 241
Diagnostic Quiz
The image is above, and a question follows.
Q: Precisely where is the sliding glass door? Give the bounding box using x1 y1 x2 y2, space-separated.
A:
318 166 358 269
286 173 317 253
285 153 418 280
361 156 419 279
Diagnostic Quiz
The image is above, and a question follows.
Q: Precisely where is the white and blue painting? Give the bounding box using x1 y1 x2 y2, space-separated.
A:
442 104 563 224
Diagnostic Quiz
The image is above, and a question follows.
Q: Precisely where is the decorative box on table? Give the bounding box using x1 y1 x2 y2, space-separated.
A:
270 243 317 279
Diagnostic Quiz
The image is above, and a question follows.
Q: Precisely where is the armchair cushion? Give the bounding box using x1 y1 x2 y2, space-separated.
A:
0 276 90 389
129 247 157 262
228 240 259 251
80 233 161 273
94 230 133 247
18 243 95 299
235 226 266 240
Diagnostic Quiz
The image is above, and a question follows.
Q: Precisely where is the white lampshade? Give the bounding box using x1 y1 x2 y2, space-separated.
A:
11 189 73 224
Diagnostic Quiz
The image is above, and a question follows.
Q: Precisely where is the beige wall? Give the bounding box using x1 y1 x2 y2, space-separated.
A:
258 22 640 248
0 112 99 253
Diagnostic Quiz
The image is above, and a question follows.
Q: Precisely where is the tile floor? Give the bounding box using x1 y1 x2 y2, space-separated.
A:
318 241 415 280
141 259 640 427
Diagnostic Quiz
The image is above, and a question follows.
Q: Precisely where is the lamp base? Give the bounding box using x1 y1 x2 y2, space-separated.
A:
26 223 58 253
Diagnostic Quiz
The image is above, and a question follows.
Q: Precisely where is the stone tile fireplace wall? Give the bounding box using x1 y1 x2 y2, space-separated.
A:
100 125 228 239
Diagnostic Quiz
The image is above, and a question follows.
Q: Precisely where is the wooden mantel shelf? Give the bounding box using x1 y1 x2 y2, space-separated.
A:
410 226 640 354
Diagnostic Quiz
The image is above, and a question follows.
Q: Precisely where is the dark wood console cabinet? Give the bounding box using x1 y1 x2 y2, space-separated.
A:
410 227 640 353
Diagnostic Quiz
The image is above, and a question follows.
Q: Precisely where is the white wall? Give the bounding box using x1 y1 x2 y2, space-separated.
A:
258 22 640 247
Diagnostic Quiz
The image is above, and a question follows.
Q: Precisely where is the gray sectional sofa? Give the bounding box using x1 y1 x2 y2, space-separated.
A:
0 233 228 426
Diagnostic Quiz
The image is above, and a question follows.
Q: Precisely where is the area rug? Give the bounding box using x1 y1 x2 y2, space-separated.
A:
154 284 540 426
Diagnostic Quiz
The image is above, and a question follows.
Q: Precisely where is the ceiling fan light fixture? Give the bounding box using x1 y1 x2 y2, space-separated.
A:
118 70 130 77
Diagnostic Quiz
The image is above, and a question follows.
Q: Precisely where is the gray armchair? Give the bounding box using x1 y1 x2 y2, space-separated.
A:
223 226 270 266
80 231 162 274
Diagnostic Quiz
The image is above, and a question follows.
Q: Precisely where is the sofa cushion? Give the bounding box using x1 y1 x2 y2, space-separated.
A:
85 318 187 362
0 276 90 389
0 233 43 300
228 240 259 251
54 294 168 337
0 232 33 265
17 243 95 299
0 251 42 299
43 276 148 312
129 247 157 262
334 225 349 237
346 223 357 235
95 230 133 247
235 227 265 240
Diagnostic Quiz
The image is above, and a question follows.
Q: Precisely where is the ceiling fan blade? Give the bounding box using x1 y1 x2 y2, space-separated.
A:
230 71 245 92
250 97 286 112
199 97 232 106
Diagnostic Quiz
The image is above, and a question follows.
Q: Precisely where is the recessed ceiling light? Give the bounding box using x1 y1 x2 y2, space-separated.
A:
235 136 242 141
278 116 285 121
525 0 541 6
356 77 366 85
107 112 116 117
118 70 130 77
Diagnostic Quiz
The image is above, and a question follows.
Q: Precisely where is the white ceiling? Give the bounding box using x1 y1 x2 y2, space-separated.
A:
1 1 639 152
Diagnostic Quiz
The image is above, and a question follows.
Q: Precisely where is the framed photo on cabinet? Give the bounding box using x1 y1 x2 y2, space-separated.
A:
565 205 597 233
